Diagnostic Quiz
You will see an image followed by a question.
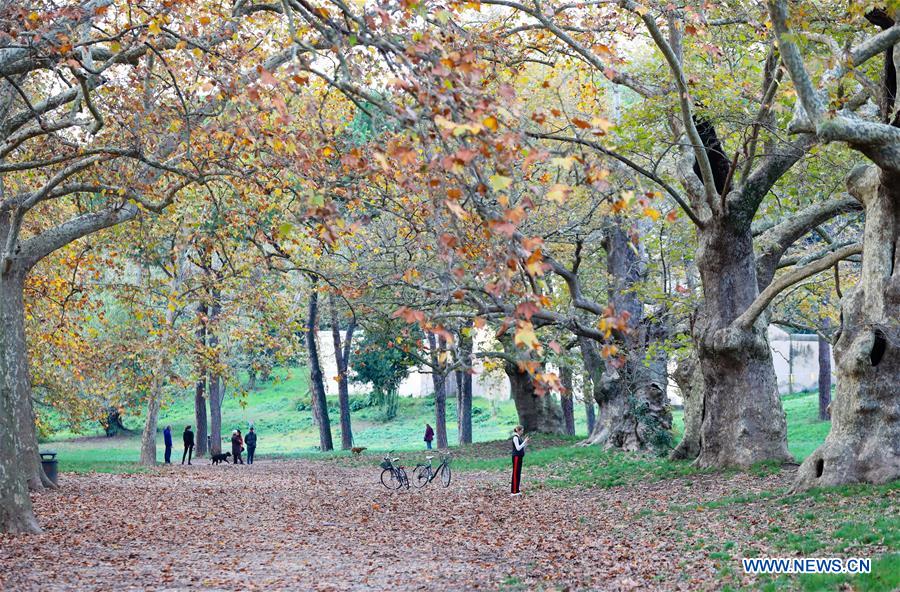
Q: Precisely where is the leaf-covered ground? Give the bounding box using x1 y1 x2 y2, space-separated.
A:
1 458 896 591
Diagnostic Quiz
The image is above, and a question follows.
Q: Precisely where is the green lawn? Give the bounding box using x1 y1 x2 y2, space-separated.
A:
42 367 834 478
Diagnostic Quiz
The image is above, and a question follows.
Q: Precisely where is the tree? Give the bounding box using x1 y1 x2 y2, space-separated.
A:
350 324 416 421
769 2 900 489
329 294 357 450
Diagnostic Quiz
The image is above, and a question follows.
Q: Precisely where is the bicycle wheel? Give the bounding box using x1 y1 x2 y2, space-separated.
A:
397 467 410 489
381 468 401 490
440 463 451 487
413 464 431 488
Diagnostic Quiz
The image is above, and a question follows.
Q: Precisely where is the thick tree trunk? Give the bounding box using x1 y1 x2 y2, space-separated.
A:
2 272 51 490
194 300 209 457
329 295 355 450
208 374 223 455
582 224 672 450
669 352 704 460
139 375 163 466
694 221 791 468
457 328 473 445
427 332 450 448
100 406 128 437
818 334 832 421
560 367 576 435
582 370 596 433
207 286 225 456
504 361 564 434
0 266 41 533
795 166 900 489
194 377 208 457
306 287 333 451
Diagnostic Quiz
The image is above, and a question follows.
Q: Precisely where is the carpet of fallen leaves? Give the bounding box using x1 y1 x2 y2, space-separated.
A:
0 458 894 591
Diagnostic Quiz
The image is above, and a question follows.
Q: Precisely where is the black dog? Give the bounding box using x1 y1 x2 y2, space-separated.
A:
211 452 231 465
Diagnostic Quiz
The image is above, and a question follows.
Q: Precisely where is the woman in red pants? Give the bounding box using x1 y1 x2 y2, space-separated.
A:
510 426 529 495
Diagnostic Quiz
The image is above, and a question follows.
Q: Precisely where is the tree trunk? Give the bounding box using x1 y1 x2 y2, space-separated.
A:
246 370 256 391
208 374 223 455
504 361 564 433
2 272 51 490
581 224 672 450
194 298 209 458
669 352 704 460
427 332 450 448
329 295 355 450
560 367 576 435
795 166 900 489
139 375 163 466
457 327 473 445
694 220 791 468
0 265 41 533
207 288 223 456
818 333 832 421
306 286 333 451
582 370 596 433
100 406 128 437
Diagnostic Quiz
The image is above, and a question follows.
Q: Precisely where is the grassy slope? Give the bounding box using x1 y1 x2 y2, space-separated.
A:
45 366 829 476
44 367 595 471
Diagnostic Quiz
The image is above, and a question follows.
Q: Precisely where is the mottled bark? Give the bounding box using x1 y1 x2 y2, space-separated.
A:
694 220 790 468
582 225 671 450
207 290 223 456
818 333 832 421
306 286 333 451
208 374 223 456
427 333 449 449
194 301 208 457
457 328 473 445
669 352 704 460
329 295 355 450
583 384 596 434
2 272 50 490
0 267 41 533
504 361 564 434
139 374 163 467
795 166 900 489
560 367 576 436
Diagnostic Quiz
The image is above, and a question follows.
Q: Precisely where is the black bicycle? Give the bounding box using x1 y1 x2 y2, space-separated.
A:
380 452 409 490
413 451 451 488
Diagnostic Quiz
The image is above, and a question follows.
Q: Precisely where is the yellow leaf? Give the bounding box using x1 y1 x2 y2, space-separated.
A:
643 207 661 221
489 174 512 192
514 321 541 350
199 16 211 25
483 115 499 131
547 184 570 204
148 20 162 35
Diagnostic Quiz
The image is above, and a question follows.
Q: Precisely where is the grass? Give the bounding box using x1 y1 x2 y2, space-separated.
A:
42 366 592 472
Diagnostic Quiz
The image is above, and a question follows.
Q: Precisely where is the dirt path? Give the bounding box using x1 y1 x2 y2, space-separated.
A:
0 458 862 591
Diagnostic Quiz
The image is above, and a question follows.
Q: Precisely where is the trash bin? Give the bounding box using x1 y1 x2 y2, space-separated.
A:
40 451 58 485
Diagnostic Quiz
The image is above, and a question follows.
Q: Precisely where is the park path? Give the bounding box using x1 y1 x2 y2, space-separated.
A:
0 457 793 591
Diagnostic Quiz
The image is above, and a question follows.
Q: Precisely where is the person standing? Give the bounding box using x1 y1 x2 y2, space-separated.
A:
510 426 529 496
182 425 194 465
424 423 434 450
163 425 173 464
245 427 257 465
231 430 244 465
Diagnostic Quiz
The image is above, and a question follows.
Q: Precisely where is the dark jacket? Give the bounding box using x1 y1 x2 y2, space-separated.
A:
424 425 434 442
231 434 242 456
511 434 525 458
245 431 257 447
183 428 194 447
163 427 172 447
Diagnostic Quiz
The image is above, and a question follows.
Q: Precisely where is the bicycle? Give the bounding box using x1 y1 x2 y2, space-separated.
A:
380 452 410 490
413 451 451 488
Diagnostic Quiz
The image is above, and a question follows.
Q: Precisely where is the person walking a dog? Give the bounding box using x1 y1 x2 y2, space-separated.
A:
424 423 434 450
510 426 529 496
245 427 257 464
182 425 194 465
231 430 244 465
